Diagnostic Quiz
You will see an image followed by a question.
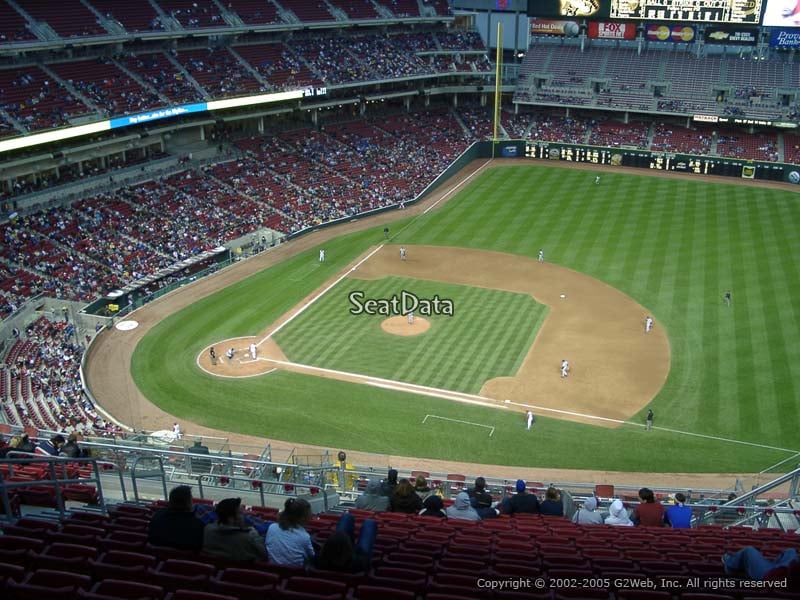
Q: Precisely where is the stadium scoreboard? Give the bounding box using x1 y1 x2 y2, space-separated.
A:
528 0 764 24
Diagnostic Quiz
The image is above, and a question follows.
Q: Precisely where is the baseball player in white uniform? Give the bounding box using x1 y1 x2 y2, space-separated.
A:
526 411 534 430
561 359 569 378
645 316 653 333
538 249 544 263
407 311 414 325
400 246 407 261
319 249 325 262
249 342 257 359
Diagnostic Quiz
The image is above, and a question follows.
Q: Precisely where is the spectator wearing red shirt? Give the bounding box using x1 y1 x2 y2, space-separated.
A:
632 487 665 527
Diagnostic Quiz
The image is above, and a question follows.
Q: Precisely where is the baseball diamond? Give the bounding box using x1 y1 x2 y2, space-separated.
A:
85 161 800 475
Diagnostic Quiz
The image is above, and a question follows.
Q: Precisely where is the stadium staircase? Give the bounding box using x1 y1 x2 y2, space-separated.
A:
212 0 245 27
111 58 172 107
146 0 182 32
227 46 271 89
80 0 124 35
0 108 25 138
4 0 57 41
164 53 208 100
37 64 102 117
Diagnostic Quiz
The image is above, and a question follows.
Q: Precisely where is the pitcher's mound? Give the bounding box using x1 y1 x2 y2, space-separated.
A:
381 316 430 336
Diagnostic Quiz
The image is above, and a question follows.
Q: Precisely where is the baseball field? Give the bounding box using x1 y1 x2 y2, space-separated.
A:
97 162 800 474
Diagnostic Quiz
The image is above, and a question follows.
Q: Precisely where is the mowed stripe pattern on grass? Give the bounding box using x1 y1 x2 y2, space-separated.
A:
400 166 800 449
274 276 547 394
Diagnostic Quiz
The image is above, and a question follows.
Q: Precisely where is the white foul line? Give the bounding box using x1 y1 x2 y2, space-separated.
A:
423 414 495 437
504 400 800 454
259 244 385 345
422 159 492 215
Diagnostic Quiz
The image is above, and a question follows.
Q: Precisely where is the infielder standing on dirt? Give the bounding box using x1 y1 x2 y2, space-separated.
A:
400 246 407 261
538 248 544 263
249 342 257 359
645 316 653 333
561 359 569 378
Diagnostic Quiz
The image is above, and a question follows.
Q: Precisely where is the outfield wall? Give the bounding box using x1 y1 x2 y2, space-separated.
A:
479 140 799 185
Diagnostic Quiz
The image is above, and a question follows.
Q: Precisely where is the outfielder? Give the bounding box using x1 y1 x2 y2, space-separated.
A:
319 249 325 262
526 410 535 430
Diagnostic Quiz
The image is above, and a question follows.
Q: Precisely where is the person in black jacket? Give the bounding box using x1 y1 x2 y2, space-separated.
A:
502 479 541 515
147 485 205 551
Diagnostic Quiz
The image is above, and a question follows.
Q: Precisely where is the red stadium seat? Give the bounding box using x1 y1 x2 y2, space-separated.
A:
148 559 216 591
210 568 279 599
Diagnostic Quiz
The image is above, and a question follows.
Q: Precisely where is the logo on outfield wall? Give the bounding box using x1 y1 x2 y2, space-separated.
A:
646 24 695 42
502 146 518 157
788 171 800 184
705 27 758 45
770 29 800 48
588 22 636 40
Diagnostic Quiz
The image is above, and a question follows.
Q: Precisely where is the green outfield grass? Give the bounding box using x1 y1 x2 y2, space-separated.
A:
130 164 800 472
274 277 546 393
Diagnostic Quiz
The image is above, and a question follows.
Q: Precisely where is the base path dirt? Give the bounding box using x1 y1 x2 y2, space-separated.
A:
84 158 793 489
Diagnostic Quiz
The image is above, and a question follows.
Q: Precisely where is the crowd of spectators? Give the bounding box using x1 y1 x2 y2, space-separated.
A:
0 147 165 201
587 119 651 149
117 52 201 104
343 470 724 532
0 108 471 310
717 130 780 162
179 48 262 98
0 67 94 133
651 123 713 155
2 315 121 438
0 28 490 136
528 113 590 144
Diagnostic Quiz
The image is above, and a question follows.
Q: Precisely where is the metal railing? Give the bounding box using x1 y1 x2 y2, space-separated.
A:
0 453 127 520
693 465 800 531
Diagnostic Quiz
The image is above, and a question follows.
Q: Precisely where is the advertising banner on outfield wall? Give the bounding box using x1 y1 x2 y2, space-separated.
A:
770 29 800 48
530 18 581 36
704 27 758 45
645 24 696 42
587 21 637 40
